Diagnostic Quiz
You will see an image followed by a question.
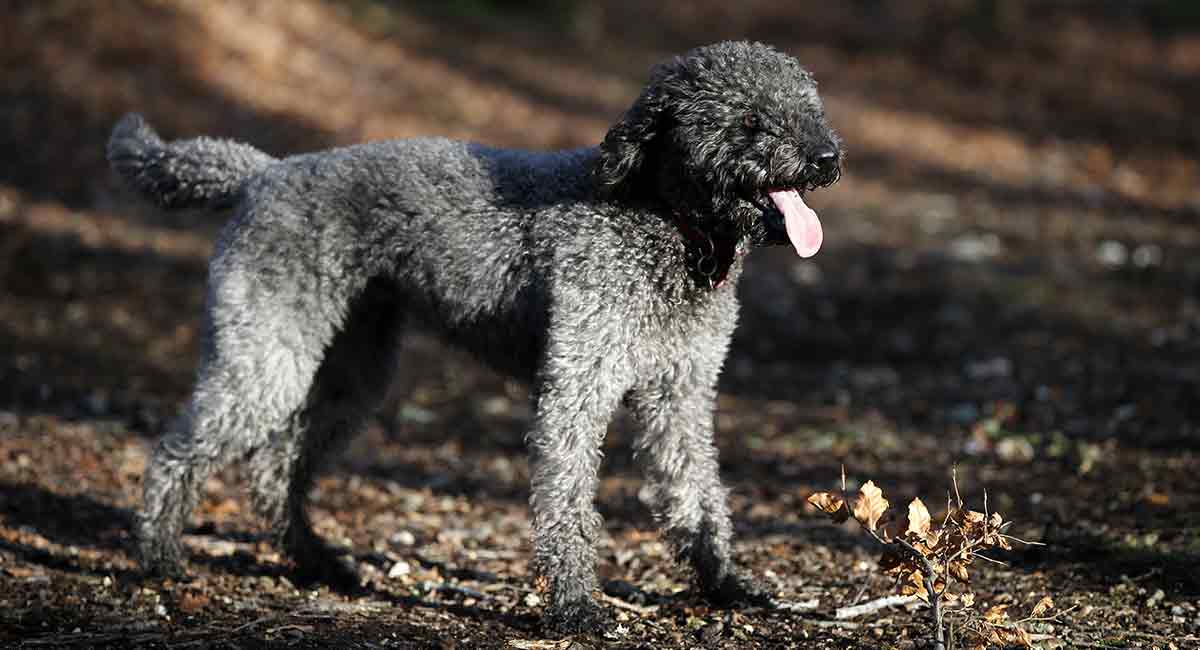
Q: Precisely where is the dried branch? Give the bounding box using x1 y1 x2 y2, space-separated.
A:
834 594 919 620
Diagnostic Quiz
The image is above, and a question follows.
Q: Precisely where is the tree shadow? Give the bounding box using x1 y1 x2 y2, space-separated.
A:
0 482 146 589
391 0 1200 153
1023 530 1200 599
0 0 338 216
0 225 202 421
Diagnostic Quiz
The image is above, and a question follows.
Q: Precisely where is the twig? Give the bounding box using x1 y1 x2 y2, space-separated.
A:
264 624 314 636
835 594 919 619
848 579 871 606
802 619 863 629
230 615 279 634
1012 604 1079 625
507 640 572 649
999 533 1045 547
434 582 488 600
596 590 660 616
22 633 131 646
773 598 820 612
972 552 1008 566
467 549 522 560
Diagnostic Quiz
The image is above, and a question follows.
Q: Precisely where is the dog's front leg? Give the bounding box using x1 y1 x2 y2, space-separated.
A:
527 338 628 636
627 361 774 609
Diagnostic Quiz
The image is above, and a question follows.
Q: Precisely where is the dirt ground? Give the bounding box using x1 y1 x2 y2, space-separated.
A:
1 1 1199 648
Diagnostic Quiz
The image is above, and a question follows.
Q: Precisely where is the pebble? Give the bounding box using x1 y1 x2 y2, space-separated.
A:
390 530 416 547
1131 244 1162 268
965 356 1013 380
388 561 411 578
948 233 1002 262
1096 240 1127 267
398 405 437 424
1146 589 1165 609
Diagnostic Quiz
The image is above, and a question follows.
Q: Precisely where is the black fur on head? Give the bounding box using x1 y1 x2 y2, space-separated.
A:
595 41 842 246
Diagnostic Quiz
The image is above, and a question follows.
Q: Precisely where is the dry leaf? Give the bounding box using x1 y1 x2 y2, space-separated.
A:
906 497 932 544
807 492 849 523
988 626 1034 648
961 509 986 525
983 603 1010 623
853 481 889 532
178 591 211 614
4 565 42 578
948 560 969 583
1031 595 1054 617
899 570 929 602
878 546 914 574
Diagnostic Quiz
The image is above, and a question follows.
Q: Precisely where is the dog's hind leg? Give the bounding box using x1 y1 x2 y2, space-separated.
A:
137 228 360 579
247 278 403 589
626 351 773 608
137 298 329 578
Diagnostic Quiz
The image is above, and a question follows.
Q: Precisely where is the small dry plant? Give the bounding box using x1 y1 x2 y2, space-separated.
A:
808 468 1054 649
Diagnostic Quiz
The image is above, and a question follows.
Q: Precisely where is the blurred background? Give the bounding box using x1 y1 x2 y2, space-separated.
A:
1 1 1198 646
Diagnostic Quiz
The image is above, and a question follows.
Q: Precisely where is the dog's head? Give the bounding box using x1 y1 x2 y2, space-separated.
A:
595 41 841 257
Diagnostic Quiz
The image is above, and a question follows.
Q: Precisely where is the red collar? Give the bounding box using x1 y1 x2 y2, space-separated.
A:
671 212 747 289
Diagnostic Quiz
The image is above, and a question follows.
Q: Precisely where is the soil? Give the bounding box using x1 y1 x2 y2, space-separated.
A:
1 2 1198 648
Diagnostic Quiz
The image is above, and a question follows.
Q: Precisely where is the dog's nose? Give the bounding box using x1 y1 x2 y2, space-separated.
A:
809 145 839 171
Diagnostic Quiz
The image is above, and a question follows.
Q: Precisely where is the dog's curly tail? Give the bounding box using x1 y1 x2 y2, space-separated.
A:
107 113 277 210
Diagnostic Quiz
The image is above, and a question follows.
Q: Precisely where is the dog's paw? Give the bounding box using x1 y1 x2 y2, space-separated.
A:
291 553 362 593
541 597 613 637
701 572 775 609
136 540 188 580
140 558 188 581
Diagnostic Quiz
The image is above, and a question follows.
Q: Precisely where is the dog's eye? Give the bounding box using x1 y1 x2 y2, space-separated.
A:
742 113 760 130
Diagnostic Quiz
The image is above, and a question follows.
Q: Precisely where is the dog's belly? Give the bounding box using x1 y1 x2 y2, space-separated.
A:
403 275 548 382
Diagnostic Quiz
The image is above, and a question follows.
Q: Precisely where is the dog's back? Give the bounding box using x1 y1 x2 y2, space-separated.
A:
108 117 605 378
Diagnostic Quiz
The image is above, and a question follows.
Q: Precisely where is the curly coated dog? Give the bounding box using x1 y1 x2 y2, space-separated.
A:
108 40 841 634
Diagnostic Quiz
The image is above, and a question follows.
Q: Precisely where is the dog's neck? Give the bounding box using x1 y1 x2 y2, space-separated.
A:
669 209 748 290
655 170 750 290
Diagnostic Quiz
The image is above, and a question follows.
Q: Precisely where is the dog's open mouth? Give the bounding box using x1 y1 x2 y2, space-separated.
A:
749 189 823 258
766 189 822 258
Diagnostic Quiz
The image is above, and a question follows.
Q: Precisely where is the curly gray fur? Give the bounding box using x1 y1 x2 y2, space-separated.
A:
108 40 841 636
108 113 278 209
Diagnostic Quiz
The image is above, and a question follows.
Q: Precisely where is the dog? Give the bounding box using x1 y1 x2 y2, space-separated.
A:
108 40 841 634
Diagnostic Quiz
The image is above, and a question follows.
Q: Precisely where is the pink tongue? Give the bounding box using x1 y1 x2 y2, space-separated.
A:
769 189 823 258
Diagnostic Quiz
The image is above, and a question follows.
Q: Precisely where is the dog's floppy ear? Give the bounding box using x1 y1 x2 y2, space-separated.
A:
594 64 674 199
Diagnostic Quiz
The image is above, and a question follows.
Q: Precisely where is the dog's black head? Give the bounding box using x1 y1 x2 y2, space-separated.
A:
595 41 842 257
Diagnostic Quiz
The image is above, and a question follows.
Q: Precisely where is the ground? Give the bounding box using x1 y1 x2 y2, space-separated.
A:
1 1 1198 648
